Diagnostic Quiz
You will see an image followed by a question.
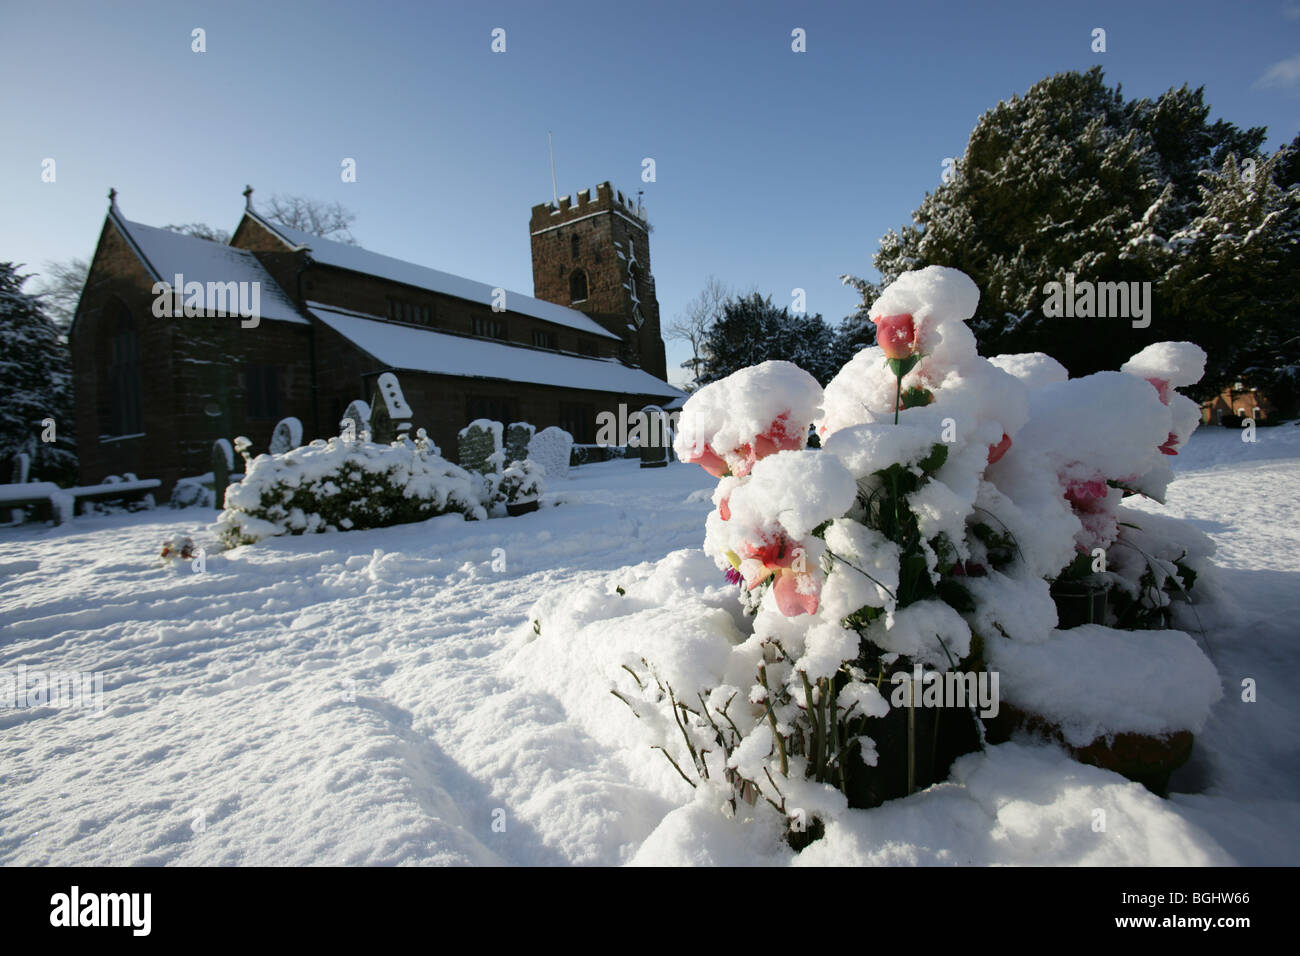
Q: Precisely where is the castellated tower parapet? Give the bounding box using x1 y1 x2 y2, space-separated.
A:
530 181 666 380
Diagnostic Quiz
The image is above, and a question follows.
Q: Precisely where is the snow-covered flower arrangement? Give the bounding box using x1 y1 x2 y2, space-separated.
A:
490 458 546 515
216 432 486 547
495 459 545 504
159 534 196 562
596 266 1223 847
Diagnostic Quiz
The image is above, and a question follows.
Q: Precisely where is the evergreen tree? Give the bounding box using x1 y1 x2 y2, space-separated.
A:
1271 132 1300 192
1157 152 1300 415
843 67 1281 392
0 263 77 484
698 293 841 385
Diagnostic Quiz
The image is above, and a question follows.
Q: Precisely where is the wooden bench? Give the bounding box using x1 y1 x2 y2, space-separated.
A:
0 478 160 525
68 478 161 515
0 481 72 524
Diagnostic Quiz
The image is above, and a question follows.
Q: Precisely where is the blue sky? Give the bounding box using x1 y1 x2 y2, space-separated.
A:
2 0 1297 385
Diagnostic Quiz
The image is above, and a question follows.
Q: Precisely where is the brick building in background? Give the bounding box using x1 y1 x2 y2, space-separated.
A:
69 183 682 495
1200 384 1275 424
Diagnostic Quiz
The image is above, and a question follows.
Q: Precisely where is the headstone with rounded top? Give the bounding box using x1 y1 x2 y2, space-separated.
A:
270 416 304 455
340 399 370 443
529 426 573 482
638 405 671 468
458 419 503 475
370 372 413 444
505 422 535 464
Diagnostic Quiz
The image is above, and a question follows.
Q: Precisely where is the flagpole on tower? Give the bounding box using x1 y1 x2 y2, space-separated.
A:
548 131 559 206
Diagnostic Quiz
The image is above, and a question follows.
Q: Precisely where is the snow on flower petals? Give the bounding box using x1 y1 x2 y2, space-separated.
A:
673 361 823 478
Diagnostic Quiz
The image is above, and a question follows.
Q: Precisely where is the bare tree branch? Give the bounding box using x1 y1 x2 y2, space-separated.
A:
32 257 89 332
163 222 232 244
263 194 359 245
667 275 731 387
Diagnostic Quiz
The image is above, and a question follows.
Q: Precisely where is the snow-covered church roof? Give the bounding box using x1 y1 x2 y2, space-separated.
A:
112 213 307 325
310 303 684 399
248 212 621 341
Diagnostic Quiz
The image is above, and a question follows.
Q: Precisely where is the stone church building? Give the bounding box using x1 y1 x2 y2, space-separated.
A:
69 182 681 495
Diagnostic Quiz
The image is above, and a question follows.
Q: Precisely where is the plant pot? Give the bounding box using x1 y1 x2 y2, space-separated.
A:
841 662 984 809
505 499 539 516
983 702 1193 796
1050 580 1108 629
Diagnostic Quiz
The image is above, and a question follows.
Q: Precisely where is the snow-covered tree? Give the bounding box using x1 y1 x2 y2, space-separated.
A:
1156 151 1300 415
0 263 76 484
843 67 1274 387
699 292 841 386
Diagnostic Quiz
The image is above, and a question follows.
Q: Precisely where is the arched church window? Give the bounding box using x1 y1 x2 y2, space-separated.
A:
569 269 588 304
104 300 142 436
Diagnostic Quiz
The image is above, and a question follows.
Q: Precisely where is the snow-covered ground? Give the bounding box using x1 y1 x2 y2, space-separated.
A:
2 424 1298 866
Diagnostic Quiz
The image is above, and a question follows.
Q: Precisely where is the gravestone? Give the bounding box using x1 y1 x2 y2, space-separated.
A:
212 438 234 511
341 399 371 442
8 452 30 523
529 426 573 482
505 422 535 464
457 420 504 475
638 405 671 469
269 417 304 455
370 372 413 444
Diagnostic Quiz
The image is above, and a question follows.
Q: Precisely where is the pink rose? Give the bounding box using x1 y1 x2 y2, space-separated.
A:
873 313 916 360
1064 477 1109 513
728 413 807 477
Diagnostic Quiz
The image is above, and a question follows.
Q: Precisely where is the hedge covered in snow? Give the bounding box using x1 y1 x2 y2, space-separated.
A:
217 436 486 547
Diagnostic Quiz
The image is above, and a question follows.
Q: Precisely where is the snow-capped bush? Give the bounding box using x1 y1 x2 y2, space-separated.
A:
565 264 1221 847
216 435 486 547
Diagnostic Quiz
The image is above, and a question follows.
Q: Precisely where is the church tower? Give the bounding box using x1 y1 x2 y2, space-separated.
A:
530 182 667 380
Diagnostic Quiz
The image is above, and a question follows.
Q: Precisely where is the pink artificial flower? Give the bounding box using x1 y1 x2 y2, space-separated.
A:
740 534 819 617
731 413 807 477
873 313 917 360
1145 377 1171 406
1158 432 1179 456
772 570 819 617
1064 477 1109 513
684 444 729 478
987 432 1013 465
718 494 731 521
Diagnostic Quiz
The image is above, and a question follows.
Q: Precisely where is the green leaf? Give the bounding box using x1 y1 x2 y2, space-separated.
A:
918 443 949 473
900 386 934 409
